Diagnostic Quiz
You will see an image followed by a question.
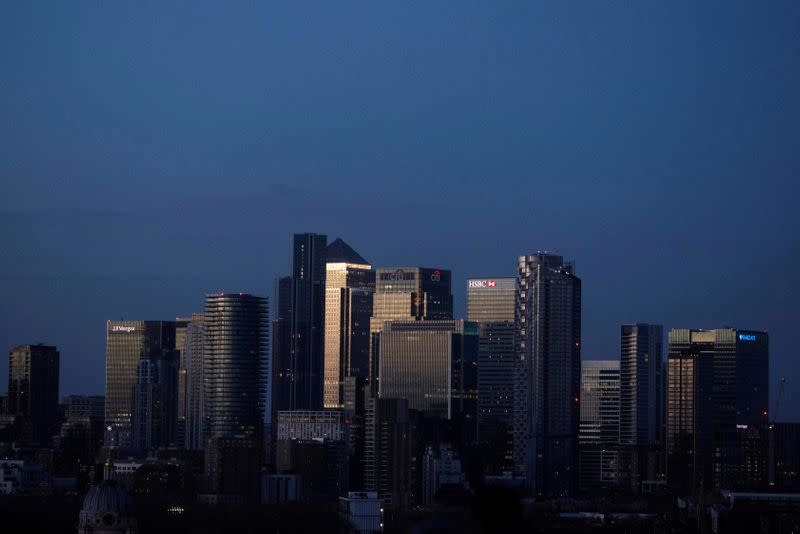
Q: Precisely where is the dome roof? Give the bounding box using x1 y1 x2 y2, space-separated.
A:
81 480 134 516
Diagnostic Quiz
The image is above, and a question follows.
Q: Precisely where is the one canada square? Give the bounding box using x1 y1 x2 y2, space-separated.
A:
514 253 581 497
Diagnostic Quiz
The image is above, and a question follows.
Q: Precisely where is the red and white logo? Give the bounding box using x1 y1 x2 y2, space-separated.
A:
487 280 496 287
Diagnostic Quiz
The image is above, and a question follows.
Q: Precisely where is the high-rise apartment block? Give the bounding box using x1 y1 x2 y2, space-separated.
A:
514 253 581 498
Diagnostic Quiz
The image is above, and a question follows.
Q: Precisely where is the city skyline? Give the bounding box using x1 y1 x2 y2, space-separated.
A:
1 242 795 421
2 3 797 422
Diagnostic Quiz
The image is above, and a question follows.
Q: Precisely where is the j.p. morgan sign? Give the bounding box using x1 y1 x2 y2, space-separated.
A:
469 280 497 288
111 325 136 333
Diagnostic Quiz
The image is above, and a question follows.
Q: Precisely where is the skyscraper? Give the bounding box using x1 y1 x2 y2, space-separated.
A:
289 233 327 410
183 314 206 450
175 317 190 448
666 328 768 492
132 359 158 450
368 267 453 394
271 276 293 415
104 321 177 449
7 344 60 445
619 323 664 490
579 360 620 491
378 320 478 424
203 293 269 440
364 397 421 511
323 238 374 409
467 277 516 475
514 253 581 498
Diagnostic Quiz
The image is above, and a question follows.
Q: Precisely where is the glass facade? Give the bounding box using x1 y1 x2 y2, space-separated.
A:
619 323 664 490
203 294 268 440
368 267 453 394
666 328 769 492
377 320 477 424
323 246 374 409
290 233 327 410
104 320 176 448
467 277 516 475
579 360 620 490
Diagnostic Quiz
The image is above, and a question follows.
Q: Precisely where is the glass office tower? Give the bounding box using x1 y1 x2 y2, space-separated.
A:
666 328 768 493
467 277 516 475
514 253 581 498
323 238 374 409
203 293 269 440
378 319 478 437
619 323 664 490
368 267 453 394
579 360 621 491
104 321 177 449
289 233 327 410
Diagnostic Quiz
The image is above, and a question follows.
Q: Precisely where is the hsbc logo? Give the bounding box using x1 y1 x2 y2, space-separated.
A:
469 280 496 288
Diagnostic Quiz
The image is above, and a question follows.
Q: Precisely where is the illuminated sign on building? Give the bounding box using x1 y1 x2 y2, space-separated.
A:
111 325 136 333
468 280 497 289
738 333 756 342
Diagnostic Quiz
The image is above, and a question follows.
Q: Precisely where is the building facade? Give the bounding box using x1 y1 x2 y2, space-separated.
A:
467 277 516 475
104 321 177 449
514 253 581 497
377 320 478 427
289 233 328 410
368 267 453 395
619 323 665 490
183 314 206 450
666 328 769 493
7 344 60 445
323 238 374 409
203 293 269 441
579 360 620 491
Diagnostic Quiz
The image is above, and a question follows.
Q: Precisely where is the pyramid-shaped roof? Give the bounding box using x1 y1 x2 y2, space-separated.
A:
327 238 369 265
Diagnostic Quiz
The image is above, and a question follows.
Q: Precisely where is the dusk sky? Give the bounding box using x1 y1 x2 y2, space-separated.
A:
2 3 798 419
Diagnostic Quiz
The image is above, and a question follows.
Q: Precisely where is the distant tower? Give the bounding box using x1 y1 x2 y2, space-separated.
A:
579 360 620 491
290 233 328 410
368 267 453 395
183 314 206 450
7 344 60 445
467 277 516 475
514 253 581 498
323 238 374 409
104 321 177 449
666 328 768 492
203 293 268 440
619 323 664 490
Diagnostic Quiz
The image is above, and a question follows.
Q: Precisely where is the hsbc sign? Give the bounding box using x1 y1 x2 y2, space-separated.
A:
469 280 497 289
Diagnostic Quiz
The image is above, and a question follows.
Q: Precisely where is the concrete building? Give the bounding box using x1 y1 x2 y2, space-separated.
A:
514 253 581 498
